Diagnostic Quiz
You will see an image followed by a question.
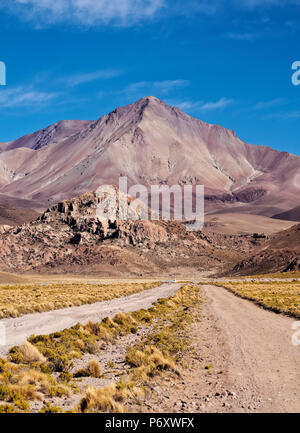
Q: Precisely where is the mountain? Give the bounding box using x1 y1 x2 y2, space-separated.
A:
0 191 263 276
0 96 299 219
272 205 300 222
231 223 300 275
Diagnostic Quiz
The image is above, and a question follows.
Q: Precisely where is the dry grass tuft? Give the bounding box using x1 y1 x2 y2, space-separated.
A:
79 380 143 413
79 384 124 413
126 346 175 370
17 341 46 364
88 360 101 378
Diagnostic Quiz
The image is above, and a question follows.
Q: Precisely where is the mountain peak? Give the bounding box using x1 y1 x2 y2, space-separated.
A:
139 95 161 103
0 96 299 218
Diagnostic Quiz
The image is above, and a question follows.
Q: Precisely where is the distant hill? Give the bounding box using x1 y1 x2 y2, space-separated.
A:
0 204 39 226
272 205 300 222
231 223 300 276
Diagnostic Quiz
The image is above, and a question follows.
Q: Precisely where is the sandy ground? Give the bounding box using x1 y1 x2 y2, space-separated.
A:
146 284 300 413
204 212 294 235
0 283 181 358
204 285 300 412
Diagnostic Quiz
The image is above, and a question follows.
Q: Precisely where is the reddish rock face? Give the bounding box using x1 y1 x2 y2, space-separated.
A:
284 257 300 272
0 191 264 275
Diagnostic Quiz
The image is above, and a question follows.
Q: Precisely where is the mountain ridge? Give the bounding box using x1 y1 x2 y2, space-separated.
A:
0 96 299 218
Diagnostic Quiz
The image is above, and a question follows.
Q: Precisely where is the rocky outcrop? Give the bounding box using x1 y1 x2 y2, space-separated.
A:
0 191 261 275
283 257 300 272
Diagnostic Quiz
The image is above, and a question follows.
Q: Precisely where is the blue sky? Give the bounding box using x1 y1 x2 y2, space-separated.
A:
0 0 299 156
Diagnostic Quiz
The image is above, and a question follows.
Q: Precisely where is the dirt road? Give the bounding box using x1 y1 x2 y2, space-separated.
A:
0 282 181 358
203 284 300 413
145 283 299 413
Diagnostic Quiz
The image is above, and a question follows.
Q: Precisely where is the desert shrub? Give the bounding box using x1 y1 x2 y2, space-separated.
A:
0 404 18 413
39 404 62 413
132 309 152 324
0 383 30 411
125 345 175 376
73 369 90 378
88 359 101 378
58 371 73 383
28 325 99 372
75 339 85 350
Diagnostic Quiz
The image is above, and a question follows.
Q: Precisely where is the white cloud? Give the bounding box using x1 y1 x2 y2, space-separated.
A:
200 97 234 111
0 68 124 112
62 69 122 87
0 86 58 108
1 0 164 27
201 97 233 111
254 98 285 110
1 0 299 28
267 110 300 120
171 97 234 113
124 79 190 95
153 80 190 93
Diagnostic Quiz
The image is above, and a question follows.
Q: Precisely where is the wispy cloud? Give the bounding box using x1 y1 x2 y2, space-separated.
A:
253 98 285 110
0 0 164 27
1 0 298 30
0 86 59 109
267 110 300 120
62 69 122 87
200 97 234 111
0 68 122 111
173 97 234 113
123 79 190 96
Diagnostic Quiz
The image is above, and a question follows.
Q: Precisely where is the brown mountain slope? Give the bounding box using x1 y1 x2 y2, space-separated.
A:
231 223 300 275
0 191 262 276
1 119 93 151
0 205 39 226
272 205 300 222
0 97 299 217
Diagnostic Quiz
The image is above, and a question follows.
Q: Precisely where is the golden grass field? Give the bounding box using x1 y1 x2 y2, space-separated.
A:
232 271 300 280
0 282 158 319
218 281 300 318
0 284 203 413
